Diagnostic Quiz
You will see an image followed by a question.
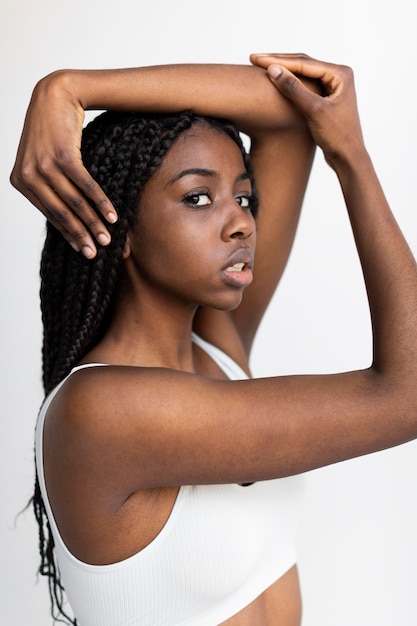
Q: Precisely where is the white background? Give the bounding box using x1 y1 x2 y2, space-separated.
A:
1 1 417 624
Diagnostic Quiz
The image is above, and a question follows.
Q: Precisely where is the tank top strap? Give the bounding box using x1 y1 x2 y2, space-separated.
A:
191 332 249 381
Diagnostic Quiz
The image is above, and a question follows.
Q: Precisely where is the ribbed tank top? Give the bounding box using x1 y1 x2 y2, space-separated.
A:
35 333 306 625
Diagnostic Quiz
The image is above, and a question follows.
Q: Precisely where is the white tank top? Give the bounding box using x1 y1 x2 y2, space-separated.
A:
35 334 306 625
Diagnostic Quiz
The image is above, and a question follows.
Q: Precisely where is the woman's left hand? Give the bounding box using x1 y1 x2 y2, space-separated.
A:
250 53 366 169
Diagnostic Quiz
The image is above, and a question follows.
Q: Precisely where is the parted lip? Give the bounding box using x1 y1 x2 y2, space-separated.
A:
222 248 254 272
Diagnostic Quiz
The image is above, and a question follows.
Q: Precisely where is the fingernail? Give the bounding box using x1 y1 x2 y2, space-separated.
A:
82 245 96 259
107 211 118 224
69 241 80 253
97 233 111 246
268 65 283 79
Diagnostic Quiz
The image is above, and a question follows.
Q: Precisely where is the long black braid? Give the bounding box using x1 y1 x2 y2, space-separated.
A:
34 109 258 624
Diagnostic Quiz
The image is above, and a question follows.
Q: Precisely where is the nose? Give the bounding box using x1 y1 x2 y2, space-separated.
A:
221 201 255 242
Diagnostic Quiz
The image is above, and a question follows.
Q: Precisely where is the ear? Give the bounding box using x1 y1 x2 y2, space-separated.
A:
122 233 132 260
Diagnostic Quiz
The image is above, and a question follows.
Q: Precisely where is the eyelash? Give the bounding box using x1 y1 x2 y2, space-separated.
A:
183 192 211 207
183 192 252 209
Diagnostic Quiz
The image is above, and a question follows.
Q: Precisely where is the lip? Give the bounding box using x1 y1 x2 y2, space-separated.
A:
223 248 254 271
222 249 254 288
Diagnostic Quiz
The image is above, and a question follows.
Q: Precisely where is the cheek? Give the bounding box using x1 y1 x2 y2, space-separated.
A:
131 199 224 281
132 220 212 283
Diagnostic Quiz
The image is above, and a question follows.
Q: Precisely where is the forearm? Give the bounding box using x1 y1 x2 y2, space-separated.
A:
45 64 306 136
251 55 417 387
12 59 318 258
334 148 417 379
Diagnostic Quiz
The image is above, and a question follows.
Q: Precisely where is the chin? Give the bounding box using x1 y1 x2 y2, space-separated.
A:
195 284 245 312
210 295 243 312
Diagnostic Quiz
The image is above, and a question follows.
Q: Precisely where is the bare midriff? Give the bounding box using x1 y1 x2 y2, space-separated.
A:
219 566 302 626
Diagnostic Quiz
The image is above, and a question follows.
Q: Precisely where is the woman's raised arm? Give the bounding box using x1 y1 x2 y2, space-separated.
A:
251 53 417 379
10 63 310 258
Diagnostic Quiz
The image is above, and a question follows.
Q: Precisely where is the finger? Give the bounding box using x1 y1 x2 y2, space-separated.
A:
267 57 353 98
37 150 118 227
12 151 116 251
41 173 113 247
266 65 324 116
61 158 118 225
14 156 114 251
250 52 313 70
253 54 348 98
21 185 98 259
251 54 340 100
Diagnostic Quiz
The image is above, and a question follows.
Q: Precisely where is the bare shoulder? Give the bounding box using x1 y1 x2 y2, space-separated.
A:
44 363 254 491
46 364 213 439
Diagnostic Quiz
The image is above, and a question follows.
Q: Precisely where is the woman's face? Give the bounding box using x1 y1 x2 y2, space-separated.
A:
126 124 256 311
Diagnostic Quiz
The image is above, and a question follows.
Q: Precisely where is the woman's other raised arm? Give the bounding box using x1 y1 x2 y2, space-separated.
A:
251 53 417 380
10 64 313 258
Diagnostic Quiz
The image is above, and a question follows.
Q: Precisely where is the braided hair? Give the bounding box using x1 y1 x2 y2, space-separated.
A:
34 109 258 624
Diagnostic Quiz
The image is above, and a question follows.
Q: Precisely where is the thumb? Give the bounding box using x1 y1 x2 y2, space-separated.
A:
267 64 318 114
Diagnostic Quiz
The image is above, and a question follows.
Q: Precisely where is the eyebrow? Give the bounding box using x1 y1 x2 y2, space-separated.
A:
166 168 250 186
166 168 216 186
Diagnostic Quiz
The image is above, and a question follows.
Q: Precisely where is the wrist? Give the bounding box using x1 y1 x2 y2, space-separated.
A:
324 138 370 174
329 145 379 200
34 69 85 111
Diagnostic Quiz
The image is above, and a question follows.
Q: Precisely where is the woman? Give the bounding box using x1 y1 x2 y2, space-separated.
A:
11 54 417 625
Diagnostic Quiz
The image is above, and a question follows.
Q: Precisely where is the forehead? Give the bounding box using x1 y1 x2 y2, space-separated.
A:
155 125 247 183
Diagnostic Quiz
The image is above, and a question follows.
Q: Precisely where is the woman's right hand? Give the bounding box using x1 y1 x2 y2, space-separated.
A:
250 53 366 169
10 71 117 258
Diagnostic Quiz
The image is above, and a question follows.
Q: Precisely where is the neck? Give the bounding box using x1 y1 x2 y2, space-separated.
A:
84 284 199 372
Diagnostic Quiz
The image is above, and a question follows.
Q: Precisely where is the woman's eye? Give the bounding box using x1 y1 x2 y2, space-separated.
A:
184 193 211 207
236 196 251 209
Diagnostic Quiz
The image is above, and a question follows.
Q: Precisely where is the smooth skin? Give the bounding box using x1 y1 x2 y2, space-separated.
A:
11 54 417 625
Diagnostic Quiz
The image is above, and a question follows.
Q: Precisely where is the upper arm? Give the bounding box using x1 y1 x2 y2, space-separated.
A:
230 127 316 353
185 70 319 356
195 128 316 361
46 365 413 495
